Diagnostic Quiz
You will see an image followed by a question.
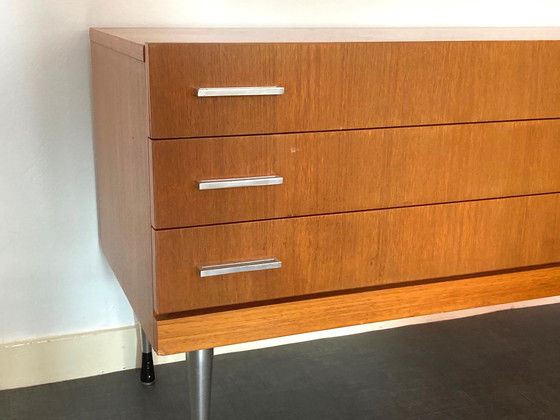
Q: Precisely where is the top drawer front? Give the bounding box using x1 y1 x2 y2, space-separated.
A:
147 41 560 139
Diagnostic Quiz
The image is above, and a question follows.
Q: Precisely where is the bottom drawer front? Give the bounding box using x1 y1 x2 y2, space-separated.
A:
154 194 560 313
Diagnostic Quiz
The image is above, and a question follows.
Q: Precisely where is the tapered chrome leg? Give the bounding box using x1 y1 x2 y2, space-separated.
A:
187 348 214 420
140 329 155 385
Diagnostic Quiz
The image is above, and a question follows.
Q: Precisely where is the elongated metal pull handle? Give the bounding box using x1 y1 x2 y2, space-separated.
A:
197 175 283 190
199 258 282 278
196 86 285 97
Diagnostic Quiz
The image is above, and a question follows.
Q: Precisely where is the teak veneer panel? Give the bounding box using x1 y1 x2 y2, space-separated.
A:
146 41 560 138
156 266 560 354
151 120 560 228
91 43 156 345
154 194 560 314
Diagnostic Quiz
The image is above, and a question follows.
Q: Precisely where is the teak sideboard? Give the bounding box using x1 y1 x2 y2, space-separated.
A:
90 27 560 419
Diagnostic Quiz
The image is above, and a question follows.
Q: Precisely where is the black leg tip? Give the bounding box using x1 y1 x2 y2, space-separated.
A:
140 352 156 385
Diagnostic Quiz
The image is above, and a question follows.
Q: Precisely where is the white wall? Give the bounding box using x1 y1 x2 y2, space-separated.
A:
1 0 560 346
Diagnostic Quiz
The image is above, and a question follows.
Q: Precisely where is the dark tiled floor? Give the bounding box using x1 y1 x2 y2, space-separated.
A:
2 304 560 420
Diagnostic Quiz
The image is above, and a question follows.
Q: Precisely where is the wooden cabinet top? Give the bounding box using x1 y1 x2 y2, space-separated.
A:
90 27 560 61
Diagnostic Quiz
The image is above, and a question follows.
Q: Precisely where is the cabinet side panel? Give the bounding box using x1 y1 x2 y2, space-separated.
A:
91 42 155 346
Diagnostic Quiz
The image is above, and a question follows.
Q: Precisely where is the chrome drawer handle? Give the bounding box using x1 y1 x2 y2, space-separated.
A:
198 258 282 278
197 175 284 190
195 86 285 97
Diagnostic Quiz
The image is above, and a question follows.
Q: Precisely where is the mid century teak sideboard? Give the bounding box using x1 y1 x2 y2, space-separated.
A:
89 27 560 419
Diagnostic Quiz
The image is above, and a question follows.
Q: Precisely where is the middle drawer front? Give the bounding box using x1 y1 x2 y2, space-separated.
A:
151 120 560 229
154 194 560 314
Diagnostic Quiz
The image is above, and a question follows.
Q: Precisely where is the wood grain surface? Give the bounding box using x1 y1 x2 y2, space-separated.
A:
153 194 560 314
89 28 560 354
151 120 560 228
155 266 560 354
90 43 156 345
90 27 560 61
146 41 560 138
